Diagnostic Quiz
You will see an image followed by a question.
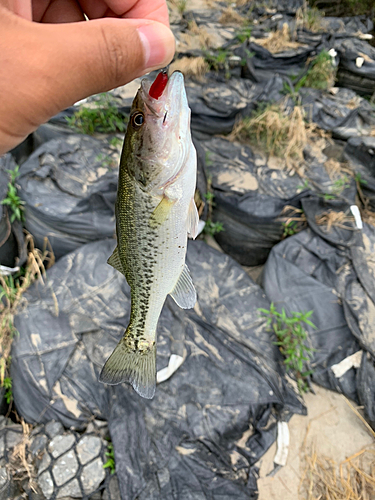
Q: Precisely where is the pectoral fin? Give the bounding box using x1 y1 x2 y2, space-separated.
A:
107 246 125 276
150 196 175 228
169 264 197 309
187 198 199 239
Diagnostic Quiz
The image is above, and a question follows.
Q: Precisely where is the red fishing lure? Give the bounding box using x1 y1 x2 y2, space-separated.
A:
149 70 169 100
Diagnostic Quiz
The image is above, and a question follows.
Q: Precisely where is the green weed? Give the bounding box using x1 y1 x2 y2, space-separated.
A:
297 179 310 190
201 174 225 238
323 175 350 200
2 376 12 404
203 221 224 237
177 0 187 15
259 303 316 394
103 442 116 474
282 221 298 237
295 50 336 91
355 173 368 186
205 49 229 71
66 94 127 135
236 26 252 43
1 165 25 224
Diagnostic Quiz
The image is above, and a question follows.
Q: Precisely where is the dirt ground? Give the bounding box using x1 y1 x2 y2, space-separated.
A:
257 384 375 499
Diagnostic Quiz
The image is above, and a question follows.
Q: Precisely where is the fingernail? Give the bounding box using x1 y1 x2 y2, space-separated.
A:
137 23 175 71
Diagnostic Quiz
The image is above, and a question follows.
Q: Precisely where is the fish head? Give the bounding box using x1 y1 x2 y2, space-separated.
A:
123 70 191 193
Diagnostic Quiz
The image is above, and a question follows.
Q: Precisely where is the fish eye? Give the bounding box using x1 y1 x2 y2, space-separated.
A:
131 111 144 128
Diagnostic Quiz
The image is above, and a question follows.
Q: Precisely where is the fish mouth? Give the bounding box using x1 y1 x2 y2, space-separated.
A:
141 71 187 117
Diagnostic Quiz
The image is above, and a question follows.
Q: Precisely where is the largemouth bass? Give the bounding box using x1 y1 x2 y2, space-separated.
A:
99 70 198 399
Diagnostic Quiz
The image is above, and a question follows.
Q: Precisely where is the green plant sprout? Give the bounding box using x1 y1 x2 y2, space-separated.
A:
203 221 224 237
200 173 225 238
205 49 229 72
323 175 350 200
236 26 252 43
294 50 336 92
103 442 116 474
355 173 368 186
297 179 310 190
282 221 298 237
259 303 316 394
2 376 12 405
1 166 25 224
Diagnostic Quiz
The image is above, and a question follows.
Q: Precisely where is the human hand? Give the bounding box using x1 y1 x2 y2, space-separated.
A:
0 0 175 155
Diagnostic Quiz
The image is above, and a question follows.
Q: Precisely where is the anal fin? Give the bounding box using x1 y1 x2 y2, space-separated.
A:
107 246 125 276
169 264 197 309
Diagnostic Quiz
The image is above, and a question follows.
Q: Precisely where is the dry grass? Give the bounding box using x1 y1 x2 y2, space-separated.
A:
301 395 375 499
316 211 356 232
169 56 209 79
185 20 213 49
324 159 354 185
296 3 324 32
9 419 37 493
0 233 54 401
229 103 308 169
219 6 244 25
302 447 375 499
256 23 302 53
356 176 375 226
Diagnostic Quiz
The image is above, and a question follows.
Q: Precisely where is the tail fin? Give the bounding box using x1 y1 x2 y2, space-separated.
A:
99 333 156 399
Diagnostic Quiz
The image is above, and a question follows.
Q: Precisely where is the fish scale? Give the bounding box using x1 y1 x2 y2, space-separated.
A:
99 71 198 399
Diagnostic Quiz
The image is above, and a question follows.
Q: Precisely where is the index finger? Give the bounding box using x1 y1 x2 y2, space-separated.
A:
78 0 170 26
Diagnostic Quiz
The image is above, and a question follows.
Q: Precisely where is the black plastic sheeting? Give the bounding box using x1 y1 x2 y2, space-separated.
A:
344 136 375 211
17 135 120 259
0 154 27 268
300 87 375 140
199 135 357 266
263 221 375 425
187 75 285 138
335 37 375 97
236 40 324 83
12 238 305 499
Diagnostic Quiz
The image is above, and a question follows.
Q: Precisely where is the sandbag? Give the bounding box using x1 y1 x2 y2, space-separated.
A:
17 135 120 259
321 16 373 35
335 37 375 96
12 238 305 499
187 74 286 137
235 40 323 83
262 222 375 424
300 87 375 140
199 136 357 266
344 136 375 210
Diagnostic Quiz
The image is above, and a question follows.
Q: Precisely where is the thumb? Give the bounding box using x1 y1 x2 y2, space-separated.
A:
0 11 175 153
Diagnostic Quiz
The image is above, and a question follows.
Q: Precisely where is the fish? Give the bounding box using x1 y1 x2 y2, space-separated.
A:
99 70 199 399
